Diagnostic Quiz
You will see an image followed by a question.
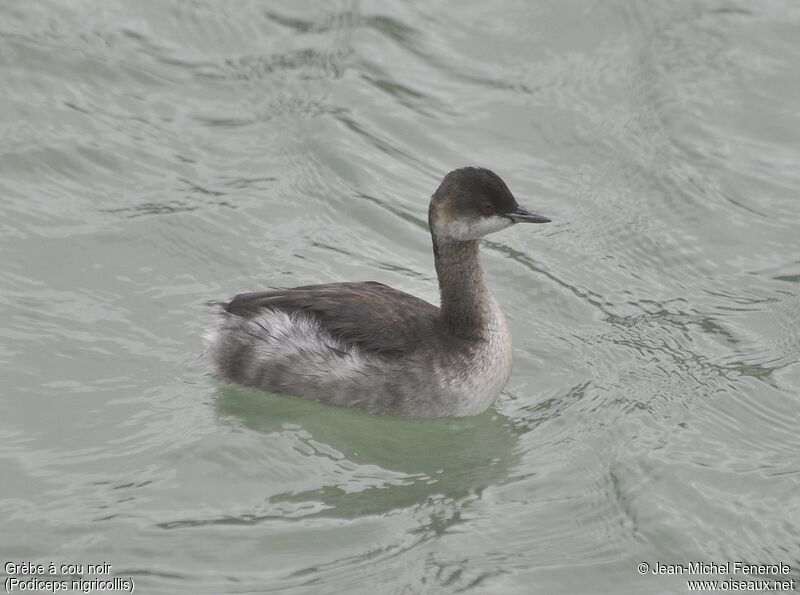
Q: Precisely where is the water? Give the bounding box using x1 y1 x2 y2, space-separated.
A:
1 1 799 593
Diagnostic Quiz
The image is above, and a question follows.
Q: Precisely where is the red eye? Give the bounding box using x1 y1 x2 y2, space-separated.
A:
480 203 494 216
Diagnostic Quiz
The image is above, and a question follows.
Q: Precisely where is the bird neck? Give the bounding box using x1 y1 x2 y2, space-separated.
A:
432 235 493 336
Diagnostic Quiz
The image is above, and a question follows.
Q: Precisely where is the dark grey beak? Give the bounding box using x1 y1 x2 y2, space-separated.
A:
507 206 551 224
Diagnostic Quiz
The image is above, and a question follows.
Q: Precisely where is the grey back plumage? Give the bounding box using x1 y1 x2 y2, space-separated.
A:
224 282 440 355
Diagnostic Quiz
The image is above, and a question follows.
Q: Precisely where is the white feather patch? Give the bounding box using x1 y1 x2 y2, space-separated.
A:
231 309 368 380
440 215 512 240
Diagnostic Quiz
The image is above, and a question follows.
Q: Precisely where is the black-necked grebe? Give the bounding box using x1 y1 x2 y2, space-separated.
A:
207 167 550 417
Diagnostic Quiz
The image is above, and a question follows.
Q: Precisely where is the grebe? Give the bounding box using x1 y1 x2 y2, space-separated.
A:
207 167 550 417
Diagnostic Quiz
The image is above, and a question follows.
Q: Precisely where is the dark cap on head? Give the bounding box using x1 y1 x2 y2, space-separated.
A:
429 167 550 241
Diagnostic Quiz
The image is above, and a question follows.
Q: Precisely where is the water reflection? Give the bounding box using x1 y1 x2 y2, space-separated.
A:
214 385 520 520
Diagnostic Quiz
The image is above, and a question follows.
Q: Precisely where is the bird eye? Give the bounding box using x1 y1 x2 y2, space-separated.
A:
480 203 495 216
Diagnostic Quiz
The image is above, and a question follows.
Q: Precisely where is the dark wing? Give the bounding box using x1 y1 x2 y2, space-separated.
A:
224 281 439 355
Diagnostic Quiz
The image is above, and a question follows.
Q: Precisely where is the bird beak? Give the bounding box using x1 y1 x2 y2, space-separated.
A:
507 206 551 224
